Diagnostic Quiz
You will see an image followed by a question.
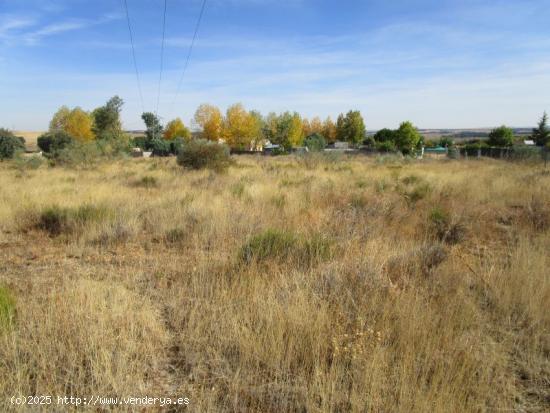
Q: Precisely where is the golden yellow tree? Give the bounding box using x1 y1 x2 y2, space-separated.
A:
223 103 258 150
322 116 337 144
50 106 94 142
194 104 223 141
303 116 323 137
288 112 304 147
164 118 190 140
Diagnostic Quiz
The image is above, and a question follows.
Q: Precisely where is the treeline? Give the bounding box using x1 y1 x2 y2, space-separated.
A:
136 104 367 153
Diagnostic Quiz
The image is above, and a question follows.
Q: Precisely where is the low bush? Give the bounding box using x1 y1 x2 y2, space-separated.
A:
429 206 466 244
177 139 232 172
150 138 172 157
165 228 186 244
0 129 25 160
376 141 397 153
37 131 73 154
0 286 16 331
13 154 44 171
131 176 159 189
37 204 112 236
239 229 332 267
304 133 327 152
50 141 101 167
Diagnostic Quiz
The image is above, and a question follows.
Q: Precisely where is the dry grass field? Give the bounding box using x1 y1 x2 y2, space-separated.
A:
12 131 44 152
0 155 549 412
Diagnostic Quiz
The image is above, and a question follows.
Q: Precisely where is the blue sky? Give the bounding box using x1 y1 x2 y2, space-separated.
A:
0 0 549 130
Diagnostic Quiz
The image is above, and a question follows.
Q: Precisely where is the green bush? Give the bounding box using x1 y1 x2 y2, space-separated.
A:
0 285 16 330
50 141 101 167
0 129 25 160
304 133 327 152
376 140 397 152
131 135 148 150
239 229 332 267
177 139 232 171
170 137 186 155
150 138 172 157
429 207 465 244
240 229 298 263
37 204 111 236
13 154 44 171
37 131 73 154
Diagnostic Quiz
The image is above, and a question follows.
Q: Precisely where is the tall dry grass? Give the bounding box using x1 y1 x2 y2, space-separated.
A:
0 155 548 412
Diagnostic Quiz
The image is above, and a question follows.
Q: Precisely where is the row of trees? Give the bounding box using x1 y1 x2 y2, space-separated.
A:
190 104 366 150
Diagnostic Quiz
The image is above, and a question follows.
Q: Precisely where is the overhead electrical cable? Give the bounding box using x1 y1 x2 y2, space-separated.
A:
121 0 145 113
155 0 168 127
170 0 207 111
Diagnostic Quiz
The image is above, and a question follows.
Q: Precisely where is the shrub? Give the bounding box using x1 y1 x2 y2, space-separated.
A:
50 141 101 167
429 206 466 244
239 229 332 266
240 229 297 263
376 141 397 153
37 131 73 154
0 129 25 160
488 126 514 147
132 176 159 189
170 137 186 155
150 138 172 157
165 228 186 244
37 204 111 236
13 155 44 172
177 139 232 172
0 286 16 330
304 133 327 152
38 206 70 236
131 135 148 150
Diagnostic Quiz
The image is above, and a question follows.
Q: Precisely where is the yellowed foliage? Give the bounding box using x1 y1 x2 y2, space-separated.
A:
164 118 190 140
49 106 94 141
194 104 223 141
223 103 259 149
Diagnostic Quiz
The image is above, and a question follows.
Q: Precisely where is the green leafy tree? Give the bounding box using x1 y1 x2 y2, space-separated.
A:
374 128 396 143
488 125 514 147
92 96 124 139
141 112 164 142
0 128 25 160
532 112 550 146
304 133 327 152
336 111 366 146
335 113 346 142
395 121 422 154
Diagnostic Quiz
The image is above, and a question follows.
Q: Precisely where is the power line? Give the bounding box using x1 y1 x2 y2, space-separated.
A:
121 0 144 113
170 0 207 111
155 0 168 121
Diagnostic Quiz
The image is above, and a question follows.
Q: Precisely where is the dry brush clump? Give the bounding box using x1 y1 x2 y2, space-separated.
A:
0 156 549 412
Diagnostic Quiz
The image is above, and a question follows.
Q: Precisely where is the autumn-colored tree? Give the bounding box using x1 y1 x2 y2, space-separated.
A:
50 106 94 142
194 104 223 141
223 103 258 150
164 118 191 140
322 117 337 144
288 112 304 147
303 116 323 137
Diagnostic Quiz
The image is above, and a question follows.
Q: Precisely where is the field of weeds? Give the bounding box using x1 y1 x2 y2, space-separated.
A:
0 155 549 412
